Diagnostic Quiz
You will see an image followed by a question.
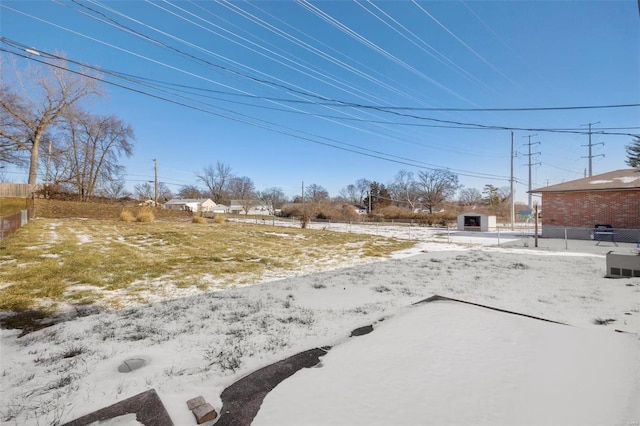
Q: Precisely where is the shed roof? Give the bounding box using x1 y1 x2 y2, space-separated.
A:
530 169 640 193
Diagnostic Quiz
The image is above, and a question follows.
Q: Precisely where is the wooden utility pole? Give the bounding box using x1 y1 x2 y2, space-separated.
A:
510 131 515 231
153 159 158 207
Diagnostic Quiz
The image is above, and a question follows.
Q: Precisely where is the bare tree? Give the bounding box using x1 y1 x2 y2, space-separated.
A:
196 161 233 203
417 169 460 214
355 178 371 204
389 170 419 210
134 182 154 200
339 184 360 204
458 187 482 206
304 183 329 203
157 183 173 202
231 176 256 214
59 111 133 200
98 170 131 199
0 56 101 184
177 185 204 199
133 181 171 201
259 187 286 215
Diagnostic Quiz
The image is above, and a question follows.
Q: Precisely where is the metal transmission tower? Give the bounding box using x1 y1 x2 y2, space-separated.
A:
523 135 541 209
581 122 603 176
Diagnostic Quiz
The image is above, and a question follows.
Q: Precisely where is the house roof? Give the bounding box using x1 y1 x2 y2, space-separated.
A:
164 198 213 205
530 169 640 193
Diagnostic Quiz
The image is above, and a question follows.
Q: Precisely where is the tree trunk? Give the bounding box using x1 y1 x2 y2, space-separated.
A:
28 132 42 185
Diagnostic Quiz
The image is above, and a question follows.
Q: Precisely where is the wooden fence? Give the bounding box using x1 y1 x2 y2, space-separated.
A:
0 183 38 198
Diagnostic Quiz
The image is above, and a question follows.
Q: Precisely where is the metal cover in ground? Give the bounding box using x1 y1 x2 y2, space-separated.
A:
118 358 147 373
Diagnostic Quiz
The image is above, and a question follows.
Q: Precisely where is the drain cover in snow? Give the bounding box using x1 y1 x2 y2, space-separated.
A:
117 358 146 373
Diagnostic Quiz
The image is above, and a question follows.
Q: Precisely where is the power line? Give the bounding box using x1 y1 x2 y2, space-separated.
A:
1 43 512 182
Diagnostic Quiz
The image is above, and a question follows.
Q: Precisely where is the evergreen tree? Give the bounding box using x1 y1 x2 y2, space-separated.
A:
363 181 391 212
625 137 640 168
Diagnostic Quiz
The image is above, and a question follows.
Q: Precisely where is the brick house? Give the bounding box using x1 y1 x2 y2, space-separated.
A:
529 169 640 241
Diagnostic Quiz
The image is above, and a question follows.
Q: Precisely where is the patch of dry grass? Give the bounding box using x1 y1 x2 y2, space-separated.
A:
0 218 414 314
0 197 30 217
120 210 135 222
136 208 155 222
192 216 208 224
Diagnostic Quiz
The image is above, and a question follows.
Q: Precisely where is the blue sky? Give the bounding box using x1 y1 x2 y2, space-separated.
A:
1 1 638 202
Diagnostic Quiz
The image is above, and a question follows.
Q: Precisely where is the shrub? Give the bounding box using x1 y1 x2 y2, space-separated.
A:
192 216 208 224
340 204 360 221
120 210 135 222
213 214 226 224
136 208 155 223
300 212 310 229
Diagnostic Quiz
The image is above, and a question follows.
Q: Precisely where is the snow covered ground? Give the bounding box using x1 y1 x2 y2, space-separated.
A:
1 225 639 425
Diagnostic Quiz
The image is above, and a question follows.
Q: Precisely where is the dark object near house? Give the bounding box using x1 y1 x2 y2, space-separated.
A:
593 224 617 246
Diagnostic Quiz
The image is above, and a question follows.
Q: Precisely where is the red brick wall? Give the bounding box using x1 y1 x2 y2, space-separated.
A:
542 190 640 228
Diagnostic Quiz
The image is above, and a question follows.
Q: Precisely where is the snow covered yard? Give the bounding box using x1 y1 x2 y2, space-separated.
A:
1 225 639 425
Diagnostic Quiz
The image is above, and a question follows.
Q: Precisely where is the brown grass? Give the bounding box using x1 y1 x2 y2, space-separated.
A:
33 199 191 221
0 218 414 314
136 209 155 222
192 216 208 224
120 210 135 222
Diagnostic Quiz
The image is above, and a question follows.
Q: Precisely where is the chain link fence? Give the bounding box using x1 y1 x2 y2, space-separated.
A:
542 225 640 244
0 208 34 241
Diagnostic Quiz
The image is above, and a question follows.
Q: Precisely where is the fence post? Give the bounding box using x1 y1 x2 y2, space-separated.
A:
564 227 568 250
497 226 500 247
534 205 539 248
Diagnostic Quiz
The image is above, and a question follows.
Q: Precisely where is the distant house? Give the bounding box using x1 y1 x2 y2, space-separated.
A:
164 198 217 213
529 169 640 241
352 205 368 215
229 200 272 215
211 204 229 214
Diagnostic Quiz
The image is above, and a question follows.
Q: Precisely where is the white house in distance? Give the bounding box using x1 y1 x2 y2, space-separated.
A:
457 212 496 232
164 198 223 213
229 200 272 215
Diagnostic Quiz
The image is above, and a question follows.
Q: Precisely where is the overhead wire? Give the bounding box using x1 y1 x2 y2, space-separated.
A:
1 0 638 185
295 0 478 106
411 0 518 88
69 0 453 151
1 41 512 181
355 0 496 95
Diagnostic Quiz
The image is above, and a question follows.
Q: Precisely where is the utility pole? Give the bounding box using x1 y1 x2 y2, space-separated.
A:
523 135 541 209
581 122 603 176
153 159 158 207
510 131 515 231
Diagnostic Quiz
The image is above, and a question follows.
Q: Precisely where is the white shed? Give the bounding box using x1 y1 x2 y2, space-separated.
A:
457 212 496 232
